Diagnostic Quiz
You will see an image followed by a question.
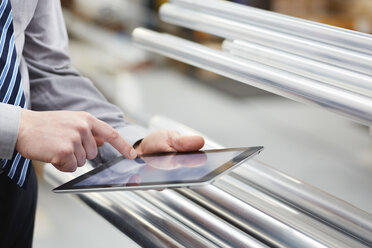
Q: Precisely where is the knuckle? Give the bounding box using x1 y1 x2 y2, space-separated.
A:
77 158 86 167
51 158 61 167
52 155 77 172
52 163 65 172
108 130 119 141
76 123 88 133
67 164 77 172
81 111 93 121
70 133 81 144
59 145 74 157
74 121 89 133
64 161 77 172
53 162 69 172
87 148 98 160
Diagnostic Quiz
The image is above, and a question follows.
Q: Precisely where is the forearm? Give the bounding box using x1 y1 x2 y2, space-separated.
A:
23 0 148 163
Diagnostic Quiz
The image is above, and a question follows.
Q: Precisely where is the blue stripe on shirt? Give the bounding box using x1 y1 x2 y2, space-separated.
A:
17 159 30 187
8 152 21 179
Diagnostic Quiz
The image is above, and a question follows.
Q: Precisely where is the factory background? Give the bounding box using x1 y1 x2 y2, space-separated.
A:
33 1 372 247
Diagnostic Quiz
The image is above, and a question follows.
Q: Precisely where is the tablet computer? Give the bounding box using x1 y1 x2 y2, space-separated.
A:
53 146 263 193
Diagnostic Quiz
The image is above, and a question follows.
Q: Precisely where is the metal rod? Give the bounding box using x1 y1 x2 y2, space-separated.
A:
222 40 372 97
132 28 372 126
160 3 372 77
43 164 217 248
232 160 372 245
136 190 268 248
43 114 372 247
177 186 329 248
215 175 369 247
171 0 372 56
149 115 372 246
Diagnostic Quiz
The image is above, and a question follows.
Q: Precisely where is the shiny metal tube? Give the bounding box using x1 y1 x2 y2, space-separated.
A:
136 190 267 248
231 160 372 245
178 184 369 248
149 115 372 246
160 3 372 77
43 164 217 248
177 186 330 248
171 0 372 56
43 114 372 247
132 28 372 126
223 40 372 97
214 175 368 247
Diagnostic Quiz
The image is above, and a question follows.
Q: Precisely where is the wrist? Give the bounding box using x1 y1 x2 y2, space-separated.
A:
18 109 33 140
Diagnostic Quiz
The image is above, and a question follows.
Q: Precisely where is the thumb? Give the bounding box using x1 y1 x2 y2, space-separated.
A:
169 133 205 152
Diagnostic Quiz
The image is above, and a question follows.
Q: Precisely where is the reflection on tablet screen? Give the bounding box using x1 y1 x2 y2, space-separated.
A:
75 150 241 187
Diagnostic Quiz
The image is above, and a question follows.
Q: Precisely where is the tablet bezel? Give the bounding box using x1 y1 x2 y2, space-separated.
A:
53 146 263 193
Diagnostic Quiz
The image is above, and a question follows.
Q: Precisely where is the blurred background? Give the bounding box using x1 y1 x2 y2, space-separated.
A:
34 0 372 247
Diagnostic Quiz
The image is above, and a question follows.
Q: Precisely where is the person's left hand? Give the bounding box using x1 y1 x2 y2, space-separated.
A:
134 130 205 155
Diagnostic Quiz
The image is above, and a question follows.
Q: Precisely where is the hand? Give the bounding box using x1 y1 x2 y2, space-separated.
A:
16 109 137 172
134 130 205 155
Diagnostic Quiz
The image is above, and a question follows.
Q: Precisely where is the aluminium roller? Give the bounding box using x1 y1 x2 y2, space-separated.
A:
222 39 372 97
43 115 372 247
43 162 367 248
135 190 266 248
171 0 372 56
43 164 218 248
150 116 372 247
132 28 372 126
160 3 372 78
150 116 372 246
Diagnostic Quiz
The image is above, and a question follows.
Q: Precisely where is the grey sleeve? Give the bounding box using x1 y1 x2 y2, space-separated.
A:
0 103 20 159
22 0 148 163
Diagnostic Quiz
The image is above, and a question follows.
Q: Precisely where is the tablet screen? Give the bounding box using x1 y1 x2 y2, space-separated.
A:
54 147 263 192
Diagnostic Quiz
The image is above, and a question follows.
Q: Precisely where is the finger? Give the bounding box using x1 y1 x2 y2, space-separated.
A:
170 135 205 152
74 142 87 167
56 153 78 172
94 137 104 147
81 131 98 160
91 119 137 159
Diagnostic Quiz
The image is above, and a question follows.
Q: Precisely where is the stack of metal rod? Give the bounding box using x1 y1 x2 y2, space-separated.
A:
44 115 372 248
133 0 372 127
45 1 372 247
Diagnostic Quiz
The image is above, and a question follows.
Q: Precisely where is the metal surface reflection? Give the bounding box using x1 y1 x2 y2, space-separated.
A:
222 40 372 96
160 3 372 78
132 28 372 126
171 0 372 56
43 115 372 247
45 1 372 246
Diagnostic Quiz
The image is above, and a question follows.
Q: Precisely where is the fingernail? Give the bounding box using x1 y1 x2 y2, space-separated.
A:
130 149 137 159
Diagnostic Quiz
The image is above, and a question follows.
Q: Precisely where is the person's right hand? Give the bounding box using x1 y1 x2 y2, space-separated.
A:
15 109 137 172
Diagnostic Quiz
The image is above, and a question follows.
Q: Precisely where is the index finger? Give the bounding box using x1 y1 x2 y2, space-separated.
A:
91 119 137 159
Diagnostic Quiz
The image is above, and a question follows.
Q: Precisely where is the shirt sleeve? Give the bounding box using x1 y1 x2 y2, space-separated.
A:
22 0 148 164
0 103 21 159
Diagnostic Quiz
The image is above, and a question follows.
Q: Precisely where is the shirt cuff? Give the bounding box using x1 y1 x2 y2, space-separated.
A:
0 103 21 159
92 124 149 165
